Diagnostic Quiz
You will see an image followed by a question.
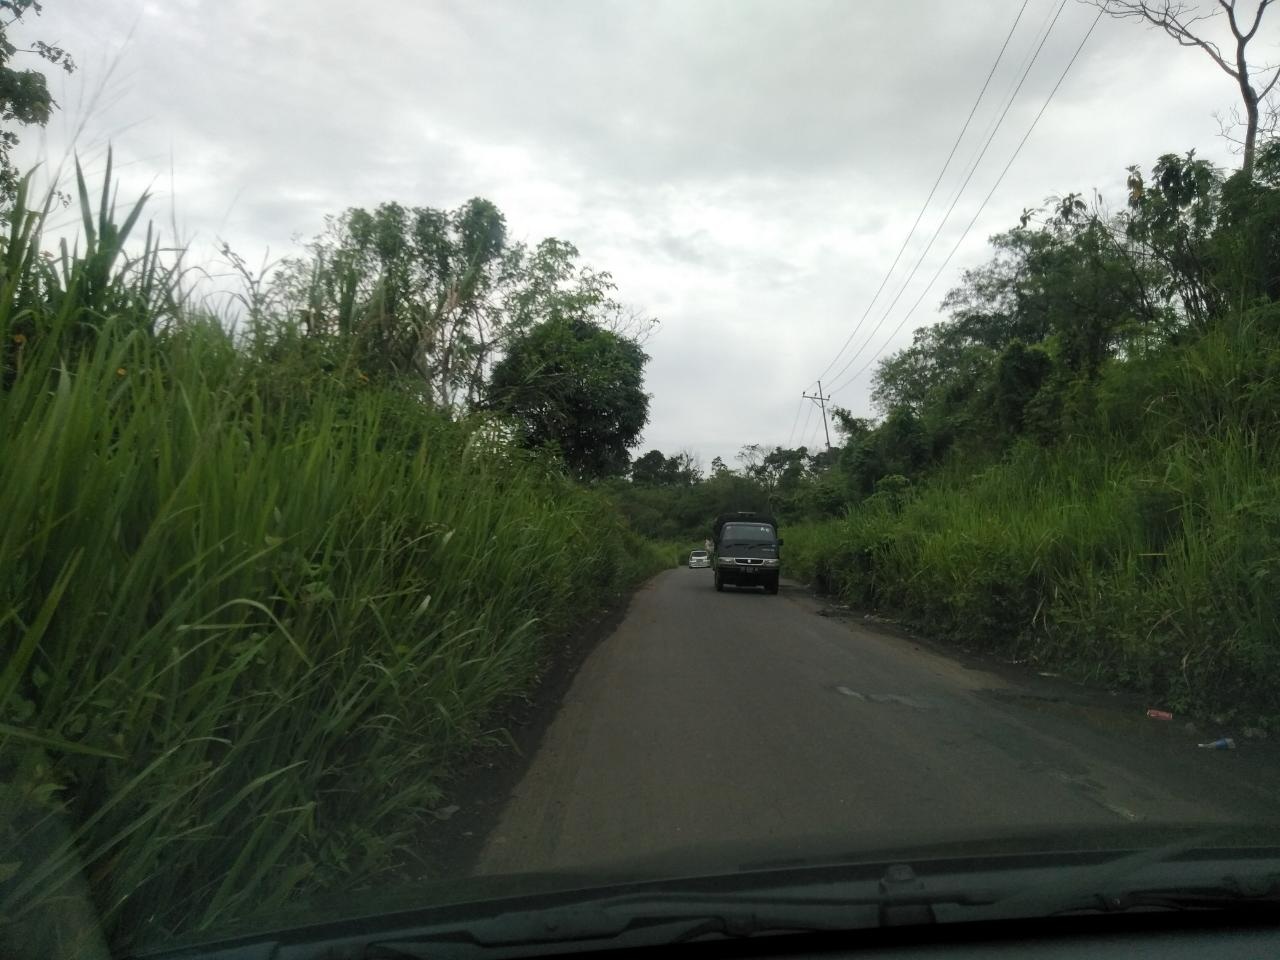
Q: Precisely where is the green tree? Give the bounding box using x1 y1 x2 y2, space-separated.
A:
868 186 1176 463
876 407 930 477
488 316 650 478
0 1 75 204
754 446 811 494
829 407 875 443
277 200 649 410
629 449 700 486
501 237 656 342
1123 152 1223 331
871 320 996 416
992 339 1053 434
1216 139 1280 301
666 450 701 485
630 449 669 485
278 198 507 402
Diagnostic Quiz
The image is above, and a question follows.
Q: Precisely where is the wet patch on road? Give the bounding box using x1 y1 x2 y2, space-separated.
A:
1042 768 1143 822
834 685 936 709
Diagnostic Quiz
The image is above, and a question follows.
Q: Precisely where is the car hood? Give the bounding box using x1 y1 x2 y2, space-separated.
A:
133 820 1280 955
465 820 1280 884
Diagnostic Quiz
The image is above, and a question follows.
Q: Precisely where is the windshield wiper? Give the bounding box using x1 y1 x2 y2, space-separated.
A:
150 838 1280 960
362 839 1280 958
360 868 996 959
364 894 972 958
1029 876 1280 917
964 831 1280 922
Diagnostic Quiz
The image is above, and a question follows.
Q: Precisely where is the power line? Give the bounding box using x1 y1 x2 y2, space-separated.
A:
805 408 824 451
829 7 1103 396
802 381 834 452
814 0 1034 384
917 0 1060 258
952 0 1061 203
785 393 806 447
796 401 815 452
824 0 1071 392
883 4 1055 289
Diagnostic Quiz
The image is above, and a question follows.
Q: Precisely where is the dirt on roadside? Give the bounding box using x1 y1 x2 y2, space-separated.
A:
404 578 658 880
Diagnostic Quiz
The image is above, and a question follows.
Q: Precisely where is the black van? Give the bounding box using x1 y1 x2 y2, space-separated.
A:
711 512 782 594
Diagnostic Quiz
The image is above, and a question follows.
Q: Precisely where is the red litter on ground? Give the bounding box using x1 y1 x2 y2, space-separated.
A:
1146 708 1174 720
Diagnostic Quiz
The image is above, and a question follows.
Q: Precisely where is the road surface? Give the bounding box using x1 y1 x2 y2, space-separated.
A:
478 569 1279 875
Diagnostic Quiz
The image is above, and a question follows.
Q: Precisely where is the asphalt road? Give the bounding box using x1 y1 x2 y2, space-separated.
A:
477 569 1280 876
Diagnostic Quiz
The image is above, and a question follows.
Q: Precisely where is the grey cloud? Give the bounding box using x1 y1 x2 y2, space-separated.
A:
652 229 719 267
414 0 1131 188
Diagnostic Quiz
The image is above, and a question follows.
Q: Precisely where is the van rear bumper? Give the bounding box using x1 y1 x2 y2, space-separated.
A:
716 561 780 585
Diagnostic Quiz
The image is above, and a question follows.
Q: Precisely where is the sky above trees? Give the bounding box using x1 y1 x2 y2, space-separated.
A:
18 0 1260 465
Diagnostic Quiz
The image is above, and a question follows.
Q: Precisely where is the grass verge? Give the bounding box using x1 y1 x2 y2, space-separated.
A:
785 314 1280 723
0 169 667 952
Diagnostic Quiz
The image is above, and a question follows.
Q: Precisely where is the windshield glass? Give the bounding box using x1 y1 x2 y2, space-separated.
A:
720 522 776 542
6 2 1280 958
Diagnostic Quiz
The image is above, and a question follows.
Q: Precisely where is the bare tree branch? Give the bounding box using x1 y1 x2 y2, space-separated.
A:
1238 0 1271 40
1260 61 1280 97
1092 0 1277 176
1093 1 1235 72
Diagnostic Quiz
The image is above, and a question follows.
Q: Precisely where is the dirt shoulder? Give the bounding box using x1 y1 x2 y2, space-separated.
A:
407 574 662 879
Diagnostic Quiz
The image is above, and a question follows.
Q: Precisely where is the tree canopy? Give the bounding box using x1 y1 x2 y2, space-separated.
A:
266 195 656 479
275 200 655 411
0 1 76 203
487 315 650 479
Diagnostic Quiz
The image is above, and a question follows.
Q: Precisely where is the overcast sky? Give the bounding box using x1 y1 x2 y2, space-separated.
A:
18 0 1262 466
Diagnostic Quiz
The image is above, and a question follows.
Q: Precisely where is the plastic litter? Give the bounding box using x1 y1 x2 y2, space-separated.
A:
1197 737 1236 750
1146 708 1173 720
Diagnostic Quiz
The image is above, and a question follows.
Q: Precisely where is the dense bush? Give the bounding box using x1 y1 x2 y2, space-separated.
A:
0 174 667 952
786 318 1280 719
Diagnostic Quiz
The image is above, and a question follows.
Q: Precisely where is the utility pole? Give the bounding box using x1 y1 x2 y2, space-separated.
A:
802 380 832 453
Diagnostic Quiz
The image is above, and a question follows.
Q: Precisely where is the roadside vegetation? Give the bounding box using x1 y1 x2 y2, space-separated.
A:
0 159 668 951
0 11 676 949
618 144 1280 722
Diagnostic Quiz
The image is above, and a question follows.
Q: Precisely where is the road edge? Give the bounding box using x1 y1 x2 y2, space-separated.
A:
407 568 672 879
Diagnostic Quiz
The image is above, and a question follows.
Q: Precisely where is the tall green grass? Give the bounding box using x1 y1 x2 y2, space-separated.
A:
0 170 667 953
787 308 1280 720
